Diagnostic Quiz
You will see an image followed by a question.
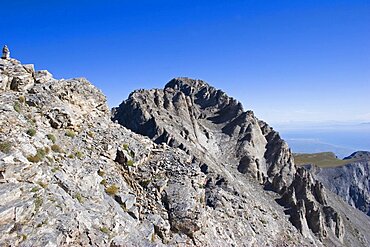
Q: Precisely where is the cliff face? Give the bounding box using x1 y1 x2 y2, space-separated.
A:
306 151 370 216
0 58 315 246
113 77 370 246
1 57 370 246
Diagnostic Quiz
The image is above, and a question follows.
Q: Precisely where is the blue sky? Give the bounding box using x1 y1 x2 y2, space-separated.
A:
2 0 369 124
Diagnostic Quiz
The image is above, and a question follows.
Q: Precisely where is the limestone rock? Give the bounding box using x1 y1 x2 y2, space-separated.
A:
1 57 369 246
306 151 370 216
113 77 370 246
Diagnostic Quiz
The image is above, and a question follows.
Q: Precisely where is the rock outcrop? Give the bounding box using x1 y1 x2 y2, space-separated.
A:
1 57 370 246
306 151 370 216
0 58 315 246
113 77 370 246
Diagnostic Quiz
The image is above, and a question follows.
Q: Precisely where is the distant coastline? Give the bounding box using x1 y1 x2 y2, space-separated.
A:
276 122 370 158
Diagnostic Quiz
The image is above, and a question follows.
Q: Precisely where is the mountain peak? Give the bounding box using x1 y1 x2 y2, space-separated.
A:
2 56 370 246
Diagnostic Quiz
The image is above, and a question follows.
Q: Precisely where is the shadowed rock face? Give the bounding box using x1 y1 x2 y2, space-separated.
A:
112 77 357 243
306 151 370 216
113 78 295 191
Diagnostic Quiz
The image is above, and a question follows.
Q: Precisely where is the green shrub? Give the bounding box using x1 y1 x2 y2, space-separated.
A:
100 227 110 234
75 193 83 203
127 160 134 166
51 144 63 153
75 151 83 159
13 102 21 113
98 170 105 176
18 95 26 104
100 179 107 186
30 187 39 193
51 167 59 173
105 184 119 196
65 130 76 138
0 141 12 154
27 155 41 163
67 154 75 159
27 148 46 163
26 129 36 136
122 143 129 151
46 134 56 143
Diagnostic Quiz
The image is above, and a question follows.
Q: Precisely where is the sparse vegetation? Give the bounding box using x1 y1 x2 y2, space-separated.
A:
14 102 21 113
87 131 95 138
21 234 27 241
122 143 129 151
293 152 358 168
51 144 63 153
26 128 36 137
51 167 59 173
18 95 26 104
65 129 76 138
105 184 119 196
37 181 48 189
127 160 134 166
34 196 43 211
75 151 83 159
46 156 54 163
30 187 39 193
46 134 56 143
100 227 110 234
27 148 47 163
75 193 83 203
0 141 12 154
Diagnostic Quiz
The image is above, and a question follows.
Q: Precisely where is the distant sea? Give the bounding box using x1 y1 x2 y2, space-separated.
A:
275 123 370 159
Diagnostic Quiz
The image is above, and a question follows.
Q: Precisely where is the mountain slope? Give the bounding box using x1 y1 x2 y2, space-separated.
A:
113 77 370 246
0 58 319 246
1 57 370 246
305 151 370 216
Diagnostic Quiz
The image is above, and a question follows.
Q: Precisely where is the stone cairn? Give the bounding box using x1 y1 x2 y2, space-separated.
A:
2 45 10 59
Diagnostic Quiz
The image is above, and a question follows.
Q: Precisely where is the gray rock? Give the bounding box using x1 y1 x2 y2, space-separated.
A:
306 151 370 216
0 57 369 247
113 77 370 246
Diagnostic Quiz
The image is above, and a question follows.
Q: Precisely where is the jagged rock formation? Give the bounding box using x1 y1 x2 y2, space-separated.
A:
1 56 370 246
0 57 316 246
113 77 370 246
305 151 370 216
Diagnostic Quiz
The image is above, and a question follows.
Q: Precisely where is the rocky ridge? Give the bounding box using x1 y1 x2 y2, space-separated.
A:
305 151 370 216
113 77 370 246
0 57 317 246
0 56 369 246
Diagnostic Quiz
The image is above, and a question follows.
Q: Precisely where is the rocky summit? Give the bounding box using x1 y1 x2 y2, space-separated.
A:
0 57 369 247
